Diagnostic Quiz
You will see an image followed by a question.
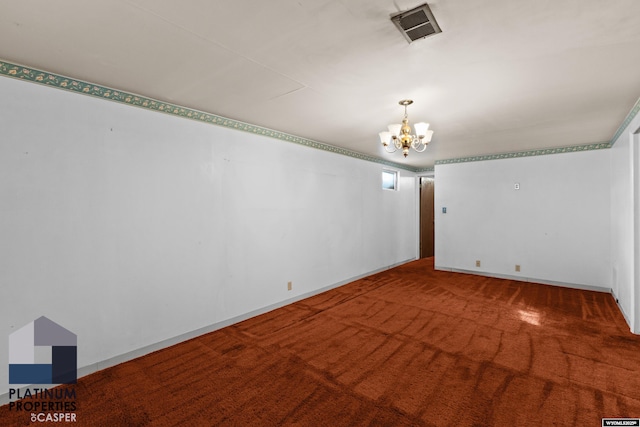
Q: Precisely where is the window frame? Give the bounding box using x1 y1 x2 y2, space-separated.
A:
382 169 399 191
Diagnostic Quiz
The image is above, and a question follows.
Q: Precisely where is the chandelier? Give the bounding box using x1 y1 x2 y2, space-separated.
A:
378 100 433 157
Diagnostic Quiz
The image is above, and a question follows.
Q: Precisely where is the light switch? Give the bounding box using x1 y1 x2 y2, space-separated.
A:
442 207 447 214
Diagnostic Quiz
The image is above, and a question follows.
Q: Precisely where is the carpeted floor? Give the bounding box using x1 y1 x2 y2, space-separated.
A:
2 258 639 426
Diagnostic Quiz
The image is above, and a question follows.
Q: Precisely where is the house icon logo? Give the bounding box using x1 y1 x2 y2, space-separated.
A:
8 316 77 384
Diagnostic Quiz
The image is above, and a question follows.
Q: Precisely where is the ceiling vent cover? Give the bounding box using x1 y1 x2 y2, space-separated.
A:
391 3 441 43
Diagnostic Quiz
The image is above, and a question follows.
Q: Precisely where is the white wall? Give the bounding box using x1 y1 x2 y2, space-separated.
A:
610 134 634 328
435 150 611 290
610 99 640 333
0 75 417 396
636 131 640 334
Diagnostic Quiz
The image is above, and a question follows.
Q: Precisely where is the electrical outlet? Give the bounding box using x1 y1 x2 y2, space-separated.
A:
475 260 481 267
515 265 521 272
287 281 292 291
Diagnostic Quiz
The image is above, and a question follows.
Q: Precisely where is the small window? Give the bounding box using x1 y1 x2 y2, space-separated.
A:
382 170 398 190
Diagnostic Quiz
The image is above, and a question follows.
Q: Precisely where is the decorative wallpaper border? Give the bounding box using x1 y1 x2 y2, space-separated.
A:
610 96 640 146
0 60 418 172
435 142 612 165
414 166 435 173
1 60 636 172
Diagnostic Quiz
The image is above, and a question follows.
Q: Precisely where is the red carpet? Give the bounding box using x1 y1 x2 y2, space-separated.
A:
2 258 639 426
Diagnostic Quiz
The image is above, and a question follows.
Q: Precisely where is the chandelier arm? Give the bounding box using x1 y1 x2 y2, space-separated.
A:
412 141 428 152
383 144 397 153
411 138 427 153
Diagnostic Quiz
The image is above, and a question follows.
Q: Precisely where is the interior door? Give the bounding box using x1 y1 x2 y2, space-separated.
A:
420 177 435 258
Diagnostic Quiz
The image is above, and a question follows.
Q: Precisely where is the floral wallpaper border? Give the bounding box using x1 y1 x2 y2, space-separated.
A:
0 61 417 172
434 142 612 165
2 60 635 174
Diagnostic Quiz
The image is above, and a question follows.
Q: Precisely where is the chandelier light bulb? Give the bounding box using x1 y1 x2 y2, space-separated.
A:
387 124 402 137
414 122 429 138
423 129 434 143
379 131 392 146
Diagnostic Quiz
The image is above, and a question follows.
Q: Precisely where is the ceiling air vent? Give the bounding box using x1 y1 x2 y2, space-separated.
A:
391 3 441 43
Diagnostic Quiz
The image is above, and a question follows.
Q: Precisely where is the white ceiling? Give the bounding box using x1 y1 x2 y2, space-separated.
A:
2 0 640 168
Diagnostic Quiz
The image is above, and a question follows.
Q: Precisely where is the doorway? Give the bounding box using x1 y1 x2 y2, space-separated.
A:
420 177 435 258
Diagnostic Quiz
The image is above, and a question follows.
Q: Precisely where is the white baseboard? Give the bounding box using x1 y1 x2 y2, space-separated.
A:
0 258 415 406
434 265 611 293
610 287 634 332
